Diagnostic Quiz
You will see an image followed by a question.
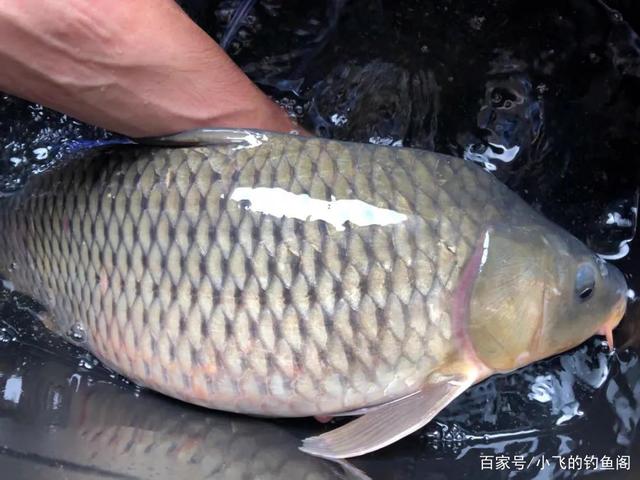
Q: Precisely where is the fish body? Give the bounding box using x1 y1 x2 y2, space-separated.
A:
0 129 627 458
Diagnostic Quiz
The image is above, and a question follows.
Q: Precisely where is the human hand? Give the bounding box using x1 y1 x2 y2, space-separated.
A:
0 0 304 137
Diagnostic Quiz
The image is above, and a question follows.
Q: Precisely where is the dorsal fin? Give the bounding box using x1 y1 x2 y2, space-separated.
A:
136 128 273 147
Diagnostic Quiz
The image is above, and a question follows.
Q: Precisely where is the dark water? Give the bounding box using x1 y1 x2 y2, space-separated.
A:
1 1 639 479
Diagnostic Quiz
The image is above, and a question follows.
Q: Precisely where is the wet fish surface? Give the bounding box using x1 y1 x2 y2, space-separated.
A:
0 129 628 458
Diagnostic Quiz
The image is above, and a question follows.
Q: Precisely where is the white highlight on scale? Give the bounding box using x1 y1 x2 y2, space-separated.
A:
480 230 491 271
231 131 269 151
230 187 408 231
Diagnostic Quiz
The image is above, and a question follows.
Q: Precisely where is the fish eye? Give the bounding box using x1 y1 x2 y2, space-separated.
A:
575 264 596 301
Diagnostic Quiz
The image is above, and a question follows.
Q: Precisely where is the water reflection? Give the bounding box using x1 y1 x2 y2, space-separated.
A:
0 311 353 480
462 68 541 173
307 60 439 150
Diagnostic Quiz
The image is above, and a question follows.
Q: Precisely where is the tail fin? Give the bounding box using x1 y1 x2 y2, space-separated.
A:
220 0 258 51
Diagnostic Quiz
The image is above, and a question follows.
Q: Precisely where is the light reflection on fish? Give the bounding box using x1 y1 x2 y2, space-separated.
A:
0 129 628 458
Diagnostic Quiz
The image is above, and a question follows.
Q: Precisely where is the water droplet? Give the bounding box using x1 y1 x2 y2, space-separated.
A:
78 353 98 369
133 385 143 398
33 147 49 160
330 113 348 126
67 324 86 342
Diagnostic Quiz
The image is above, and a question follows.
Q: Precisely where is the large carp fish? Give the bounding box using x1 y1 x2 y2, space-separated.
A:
0 129 628 458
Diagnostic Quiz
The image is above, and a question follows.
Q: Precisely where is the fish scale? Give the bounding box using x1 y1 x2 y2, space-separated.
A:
0 133 534 417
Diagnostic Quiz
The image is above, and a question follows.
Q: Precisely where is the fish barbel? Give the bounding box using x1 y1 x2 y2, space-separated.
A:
0 129 628 458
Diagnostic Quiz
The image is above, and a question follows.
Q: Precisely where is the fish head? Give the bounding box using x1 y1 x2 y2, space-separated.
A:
466 223 627 373
533 227 627 358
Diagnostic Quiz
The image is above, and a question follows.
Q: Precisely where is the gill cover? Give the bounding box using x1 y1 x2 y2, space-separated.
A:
467 225 549 372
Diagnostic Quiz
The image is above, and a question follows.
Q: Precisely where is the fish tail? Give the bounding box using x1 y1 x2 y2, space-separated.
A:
220 0 258 51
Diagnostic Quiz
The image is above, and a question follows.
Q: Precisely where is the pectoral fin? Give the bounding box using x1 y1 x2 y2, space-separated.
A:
300 375 474 459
